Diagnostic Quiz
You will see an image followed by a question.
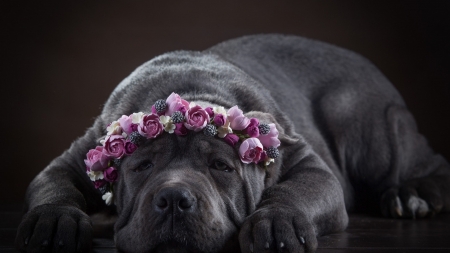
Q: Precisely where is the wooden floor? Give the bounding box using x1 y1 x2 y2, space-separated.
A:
2 204 450 253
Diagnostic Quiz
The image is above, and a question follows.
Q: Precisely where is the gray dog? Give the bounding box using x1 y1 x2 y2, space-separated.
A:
15 34 450 253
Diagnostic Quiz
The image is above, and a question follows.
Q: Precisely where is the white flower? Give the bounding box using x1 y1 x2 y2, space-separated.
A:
264 156 275 166
131 112 144 123
160 115 176 134
102 192 114 206
165 124 176 134
159 115 171 124
213 106 227 116
87 170 104 181
189 102 196 108
106 121 122 135
217 121 233 138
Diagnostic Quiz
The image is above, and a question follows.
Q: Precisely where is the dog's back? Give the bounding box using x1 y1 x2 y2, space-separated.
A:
208 34 450 213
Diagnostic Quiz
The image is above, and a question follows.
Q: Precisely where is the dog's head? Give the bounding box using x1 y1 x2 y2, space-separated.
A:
111 111 295 253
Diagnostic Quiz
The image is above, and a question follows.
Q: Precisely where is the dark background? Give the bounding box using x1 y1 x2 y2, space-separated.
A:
1 1 449 204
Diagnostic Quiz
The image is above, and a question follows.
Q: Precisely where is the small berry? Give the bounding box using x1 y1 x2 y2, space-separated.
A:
266 146 279 158
129 131 143 145
154 99 167 113
113 159 121 167
258 123 270 135
171 111 185 123
203 124 218 137
99 185 109 195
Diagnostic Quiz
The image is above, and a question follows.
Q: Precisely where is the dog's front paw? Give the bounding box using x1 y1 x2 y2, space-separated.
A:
381 177 444 219
239 205 317 253
15 204 92 253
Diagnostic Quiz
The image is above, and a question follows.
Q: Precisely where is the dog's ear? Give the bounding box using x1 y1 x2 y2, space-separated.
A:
244 111 299 146
244 111 300 187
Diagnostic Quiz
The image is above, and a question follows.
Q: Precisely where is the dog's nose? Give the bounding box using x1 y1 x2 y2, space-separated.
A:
154 187 196 214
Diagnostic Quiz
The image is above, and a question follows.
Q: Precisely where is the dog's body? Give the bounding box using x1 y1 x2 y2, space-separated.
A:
16 34 450 253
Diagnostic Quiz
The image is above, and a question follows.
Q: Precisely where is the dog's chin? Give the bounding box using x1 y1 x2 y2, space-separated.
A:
153 241 199 253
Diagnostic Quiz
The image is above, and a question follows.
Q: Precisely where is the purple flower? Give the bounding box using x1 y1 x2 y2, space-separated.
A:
227 106 250 130
205 107 214 118
245 118 260 138
124 141 138 155
84 146 110 171
130 124 138 132
138 114 163 139
260 151 267 162
257 123 280 148
223 133 239 146
94 179 107 189
214 114 226 127
174 123 188 136
166 92 190 116
119 113 143 133
103 135 126 159
184 105 210 132
104 167 118 182
178 106 187 114
239 138 264 164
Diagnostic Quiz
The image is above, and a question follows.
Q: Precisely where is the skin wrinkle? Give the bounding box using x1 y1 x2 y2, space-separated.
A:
114 142 168 234
223 194 244 230
207 167 246 236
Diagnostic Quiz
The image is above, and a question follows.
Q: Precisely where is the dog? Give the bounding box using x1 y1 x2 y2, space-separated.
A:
15 34 450 253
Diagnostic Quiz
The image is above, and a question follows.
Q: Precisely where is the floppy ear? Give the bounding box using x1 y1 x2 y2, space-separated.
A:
244 111 300 187
244 111 299 146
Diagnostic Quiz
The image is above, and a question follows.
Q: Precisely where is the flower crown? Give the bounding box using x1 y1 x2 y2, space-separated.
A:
85 92 281 205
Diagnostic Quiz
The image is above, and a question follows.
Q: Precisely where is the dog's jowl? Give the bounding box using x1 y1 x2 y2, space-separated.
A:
15 34 450 253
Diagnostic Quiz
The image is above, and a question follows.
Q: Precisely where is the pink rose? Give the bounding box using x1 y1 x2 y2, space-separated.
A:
227 106 250 130
184 105 210 132
174 123 188 136
94 179 107 189
118 115 133 134
166 92 190 116
103 135 126 159
84 146 110 171
104 167 118 182
245 118 260 138
214 114 226 127
257 123 280 148
138 114 163 139
124 141 138 155
239 138 264 164
223 133 239 146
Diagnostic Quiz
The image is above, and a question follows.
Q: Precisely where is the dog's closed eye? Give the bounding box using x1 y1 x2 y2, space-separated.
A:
133 160 153 172
211 160 234 173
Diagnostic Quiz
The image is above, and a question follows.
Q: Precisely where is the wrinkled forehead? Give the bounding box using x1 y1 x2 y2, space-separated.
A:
128 131 242 169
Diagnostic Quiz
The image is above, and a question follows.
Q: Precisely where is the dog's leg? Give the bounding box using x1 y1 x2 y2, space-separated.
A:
15 118 106 253
239 138 348 253
380 105 450 219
